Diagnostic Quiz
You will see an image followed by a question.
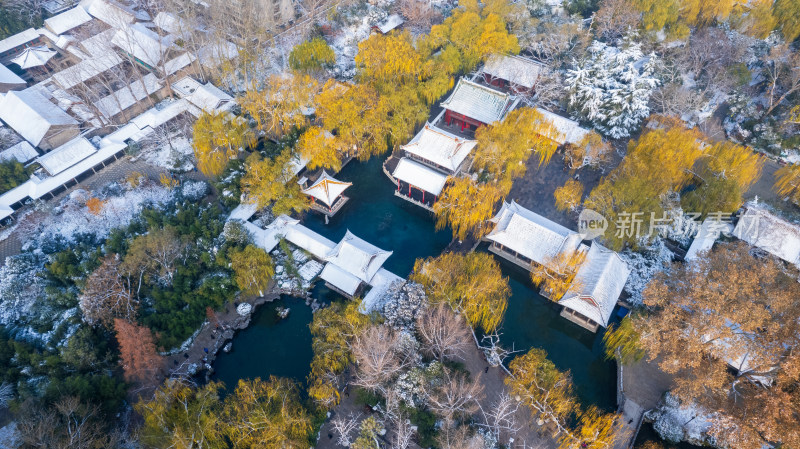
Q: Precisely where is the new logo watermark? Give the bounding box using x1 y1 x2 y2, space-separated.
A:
578 208 608 240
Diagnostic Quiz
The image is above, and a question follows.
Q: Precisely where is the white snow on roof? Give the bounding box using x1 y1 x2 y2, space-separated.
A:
482 54 545 89
325 230 392 283
0 29 40 55
302 170 351 207
0 64 25 87
112 23 173 67
172 77 234 113
534 107 590 145
392 157 448 195
197 41 238 69
402 124 476 172
440 78 517 125
44 6 93 35
10 46 57 69
100 98 196 146
0 141 38 162
361 269 404 312
0 90 78 147
487 201 582 266
163 52 196 76
733 205 800 267
685 218 733 260
95 73 162 118
36 136 96 175
560 243 630 328
320 263 363 295
52 30 123 90
154 12 184 35
376 14 404 34
84 0 135 28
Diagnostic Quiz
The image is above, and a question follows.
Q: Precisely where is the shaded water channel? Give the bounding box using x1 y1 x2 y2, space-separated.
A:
212 157 616 410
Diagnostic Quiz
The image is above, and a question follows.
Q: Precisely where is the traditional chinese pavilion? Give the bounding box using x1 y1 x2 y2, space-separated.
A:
301 170 352 217
481 54 547 93
439 78 519 131
319 230 393 298
391 123 477 210
485 201 630 332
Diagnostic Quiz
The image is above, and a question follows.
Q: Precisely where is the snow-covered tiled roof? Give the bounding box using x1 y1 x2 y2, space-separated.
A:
83 0 135 29
320 263 363 295
487 201 582 266
52 30 123 90
534 107 590 145
0 90 78 147
0 29 40 55
302 170 351 207
0 141 38 163
95 73 162 118
560 243 630 328
325 230 392 283
172 77 234 113
163 52 196 76
685 218 733 260
0 64 25 87
197 41 238 69
440 78 517 125
154 11 183 35
10 46 57 69
402 124 476 172
392 157 449 195
44 6 93 35
482 54 545 89
376 14 404 34
112 23 173 68
35 136 96 175
733 205 800 267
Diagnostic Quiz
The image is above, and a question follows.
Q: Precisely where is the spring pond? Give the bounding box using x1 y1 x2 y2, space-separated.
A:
212 157 617 410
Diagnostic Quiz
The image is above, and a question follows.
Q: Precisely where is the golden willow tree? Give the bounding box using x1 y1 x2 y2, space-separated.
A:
411 252 509 333
507 348 623 449
307 300 370 408
239 74 318 139
240 150 311 216
554 179 584 212
681 141 763 216
433 177 505 240
633 242 800 449
229 244 274 296
435 108 561 240
774 162 800 206
530 249 586 300
584 125 705 250
193 112 255 177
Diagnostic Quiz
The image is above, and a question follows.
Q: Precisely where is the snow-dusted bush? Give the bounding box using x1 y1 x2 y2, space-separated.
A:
566 40 660 138
646 393 714 446
180 180 209 202
0 252 47 326
382 282 427 331
619 239 674 306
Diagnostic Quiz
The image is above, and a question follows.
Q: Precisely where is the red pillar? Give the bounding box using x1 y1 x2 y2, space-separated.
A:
422 190 425 203
408 184 411 196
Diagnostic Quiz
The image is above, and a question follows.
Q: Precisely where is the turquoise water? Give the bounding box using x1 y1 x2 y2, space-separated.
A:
212 157 616 410
492 254 617 410
211 157 452 387
211 295 313 387
302 157 453 277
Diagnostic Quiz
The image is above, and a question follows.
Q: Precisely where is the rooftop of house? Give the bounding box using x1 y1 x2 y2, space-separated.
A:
560 243 630 328
440 78 518 125
0 89 79 147
401 123 477 172
733 204 800 267
301 170 352 207
482 54 546 89
486 200 583 266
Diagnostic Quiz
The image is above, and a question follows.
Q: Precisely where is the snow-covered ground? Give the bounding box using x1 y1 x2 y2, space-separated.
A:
141 135 195 171
21 183 175 250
